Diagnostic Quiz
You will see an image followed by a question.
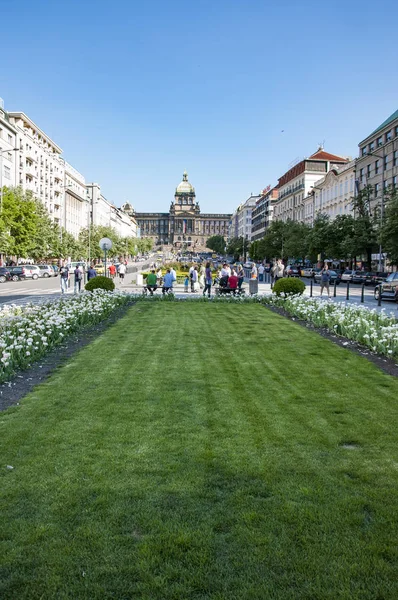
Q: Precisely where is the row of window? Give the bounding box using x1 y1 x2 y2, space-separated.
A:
361 126 398 156
359 151 398 179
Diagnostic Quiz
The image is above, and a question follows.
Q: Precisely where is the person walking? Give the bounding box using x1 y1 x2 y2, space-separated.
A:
170 266 177 289
87 264 97 280
108 264 116 279
258 263 265 282
74 264 83 294
184 274 189 293
271 259 284 288
118 262 126 283
191 266 198 292
203 262 212 298
237 264 245 291
60 263 69 294
319 263 331 297
199 263 205 290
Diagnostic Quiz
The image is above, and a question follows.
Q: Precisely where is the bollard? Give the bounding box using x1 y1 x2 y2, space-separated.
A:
310 280 313 297
361 283 365 303
333 280 337 297
346 282 350 300
378 289 382 307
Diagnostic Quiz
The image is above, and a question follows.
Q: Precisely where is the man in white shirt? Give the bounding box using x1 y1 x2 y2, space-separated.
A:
170 266 177 288
258 264 265 282
118 262 126 283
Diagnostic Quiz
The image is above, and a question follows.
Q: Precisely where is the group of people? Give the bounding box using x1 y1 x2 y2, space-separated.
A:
59 260 127 294
145 266 177 296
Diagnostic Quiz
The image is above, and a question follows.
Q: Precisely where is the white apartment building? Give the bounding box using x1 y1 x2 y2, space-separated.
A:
0 99 17 190
251 186 279 241
274 148 349 224
7 111 65 225
303 161 355 225
86 183 138 239
63 161 89 238
229 194 260 241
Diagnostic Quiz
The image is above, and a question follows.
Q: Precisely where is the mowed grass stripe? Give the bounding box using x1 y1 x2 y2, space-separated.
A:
1 303 398 600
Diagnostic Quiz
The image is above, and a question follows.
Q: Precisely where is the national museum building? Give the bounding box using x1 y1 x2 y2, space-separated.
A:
134 171 231 250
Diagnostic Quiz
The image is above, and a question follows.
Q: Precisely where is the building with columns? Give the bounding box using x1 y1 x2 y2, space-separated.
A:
134 171 231 250
274 148 350 224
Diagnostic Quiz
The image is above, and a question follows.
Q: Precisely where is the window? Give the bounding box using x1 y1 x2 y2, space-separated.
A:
377 136 383 147
393 176 397 189
367 164 371 177
8 134 12 144
394 150 398 167
362 147 367 156
369 141 375 152
384 180 389 190
3 166 10 180
386 130 392 142
384 155 389 170
375 160 379 174
395 126 398 137
359 168 364 182
374 183 379 196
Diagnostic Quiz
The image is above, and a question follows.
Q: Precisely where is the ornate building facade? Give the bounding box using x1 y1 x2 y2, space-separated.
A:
134 171 231 250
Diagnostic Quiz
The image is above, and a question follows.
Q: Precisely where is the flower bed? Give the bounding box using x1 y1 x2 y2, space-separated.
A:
0 290 132 383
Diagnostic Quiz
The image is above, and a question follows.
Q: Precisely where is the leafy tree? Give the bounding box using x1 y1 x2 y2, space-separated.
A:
380 186 398 266
0 187 39 258
227 237 249 261
350 185 377 268
206 235 225 254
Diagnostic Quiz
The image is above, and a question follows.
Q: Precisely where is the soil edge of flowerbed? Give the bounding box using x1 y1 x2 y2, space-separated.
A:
264 303 398 378
0 301 135 412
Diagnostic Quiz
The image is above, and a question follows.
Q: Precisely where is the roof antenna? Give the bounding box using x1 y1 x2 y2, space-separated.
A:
318 140 325 150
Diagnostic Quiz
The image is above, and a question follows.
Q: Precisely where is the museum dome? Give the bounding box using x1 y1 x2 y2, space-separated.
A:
176 170 195 195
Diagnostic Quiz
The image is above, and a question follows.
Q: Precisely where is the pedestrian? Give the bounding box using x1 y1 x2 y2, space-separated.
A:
109 264 116 279
60 263 69 294
118 262 126 282
258 263 265 282
87 264 97 280
184 274 189 293
251 262 258 279
74 264 83 294
271 259 284 288
170 265 177 289
199 263 205 289
146 269 158 295
162 269 174 294
237 264 245 291
320 263 331 297
203 262 212 298
191 266 198 292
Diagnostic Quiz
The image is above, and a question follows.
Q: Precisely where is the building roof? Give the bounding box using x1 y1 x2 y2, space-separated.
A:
360 109 398 144
308 149 348 162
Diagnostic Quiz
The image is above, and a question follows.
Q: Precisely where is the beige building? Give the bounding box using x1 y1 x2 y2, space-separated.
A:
355 109 398 208
7 111 65 225
274 148 349 223
64 162 89 238
304 161 355 225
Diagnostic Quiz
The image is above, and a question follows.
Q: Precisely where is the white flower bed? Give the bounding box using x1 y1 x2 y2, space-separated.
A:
0 291 132 383
261 294 398 359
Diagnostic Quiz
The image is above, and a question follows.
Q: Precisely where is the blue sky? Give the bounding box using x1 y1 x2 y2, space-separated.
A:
2 0 398 214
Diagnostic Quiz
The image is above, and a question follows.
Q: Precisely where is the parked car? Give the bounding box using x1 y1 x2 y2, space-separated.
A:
38 265 55 278
374 272 398 301
300 266 314 277
94 263 105 275
341 269 354 282
372 272 389 285
8 266 27 281
351 270 367 284
68 261 87 274
22 265 41 280
314 270 341 285
312 268 322 279
285 265 301 277
0 267 12 283
363 272 376 286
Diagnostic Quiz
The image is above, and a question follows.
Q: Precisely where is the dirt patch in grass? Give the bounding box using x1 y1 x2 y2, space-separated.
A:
264 304 398 378
0 302 135 412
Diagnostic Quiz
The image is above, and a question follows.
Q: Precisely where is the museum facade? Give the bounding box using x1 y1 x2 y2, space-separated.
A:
133 171 231 250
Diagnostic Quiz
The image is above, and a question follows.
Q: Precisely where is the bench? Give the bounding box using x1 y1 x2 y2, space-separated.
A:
214 286 245 297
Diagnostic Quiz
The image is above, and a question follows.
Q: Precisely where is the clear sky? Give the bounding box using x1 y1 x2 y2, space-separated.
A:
1 0 398 214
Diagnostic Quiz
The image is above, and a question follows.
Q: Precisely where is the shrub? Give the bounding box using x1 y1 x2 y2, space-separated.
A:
273 277 305 297
85 276 115 292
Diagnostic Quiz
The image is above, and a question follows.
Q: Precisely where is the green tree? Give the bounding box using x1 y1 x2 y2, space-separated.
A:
0 187 39 258
380 186 398 266
227 237 249 261
351 185 377 268
206 235 225 254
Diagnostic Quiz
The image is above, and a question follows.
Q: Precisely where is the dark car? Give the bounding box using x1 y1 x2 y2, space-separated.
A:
0 267 12 283
372 272 389 285
374 272 398 301
8 266 26 281
351 270 367 284
314 270 341 285
285 265 301 277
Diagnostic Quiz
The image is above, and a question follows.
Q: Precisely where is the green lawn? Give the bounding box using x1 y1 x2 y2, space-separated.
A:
1 303 398 600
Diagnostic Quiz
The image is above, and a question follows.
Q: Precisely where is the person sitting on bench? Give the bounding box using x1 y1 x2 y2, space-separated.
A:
228 270 239 295
162 269 174 295
146 270 158 295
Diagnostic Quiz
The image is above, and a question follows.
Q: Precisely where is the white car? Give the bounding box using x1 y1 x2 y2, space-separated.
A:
23 265 41 280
